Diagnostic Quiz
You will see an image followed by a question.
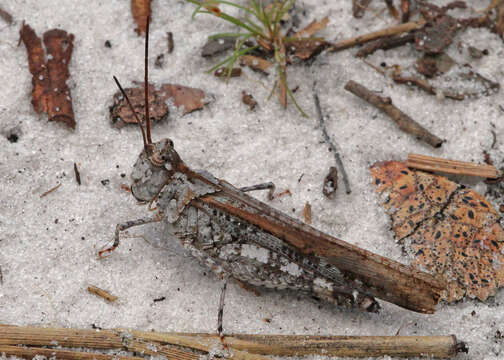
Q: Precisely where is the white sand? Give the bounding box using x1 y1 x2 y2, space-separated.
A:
1 0 503 359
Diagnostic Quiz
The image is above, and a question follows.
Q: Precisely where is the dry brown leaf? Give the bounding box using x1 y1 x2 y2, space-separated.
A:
239 55 273 74
414 15 459 54
20 23 75 129
371 161 504 302
286 38 329 60
131 0 151 35
294 17 329 38
110 83 208 128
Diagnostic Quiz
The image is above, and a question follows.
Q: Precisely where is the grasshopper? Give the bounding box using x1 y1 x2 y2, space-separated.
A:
102 17 444 316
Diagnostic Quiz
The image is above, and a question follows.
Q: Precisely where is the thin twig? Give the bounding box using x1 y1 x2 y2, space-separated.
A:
355 33 415 57
40 183 62 198
74 162 81 185
328 20 425 52
406 153 500 178
344 80 444 148
313 86 351 194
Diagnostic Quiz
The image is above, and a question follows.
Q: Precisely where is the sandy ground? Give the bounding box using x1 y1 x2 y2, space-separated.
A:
1 0 504 359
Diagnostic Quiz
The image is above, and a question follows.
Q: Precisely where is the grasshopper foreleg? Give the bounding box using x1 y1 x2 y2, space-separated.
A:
99 216 161 258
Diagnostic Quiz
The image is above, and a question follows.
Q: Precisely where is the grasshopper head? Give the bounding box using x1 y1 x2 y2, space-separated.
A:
130 138 183 202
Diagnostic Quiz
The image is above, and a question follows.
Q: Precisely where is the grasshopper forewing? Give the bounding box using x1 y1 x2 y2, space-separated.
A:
105 17 444 315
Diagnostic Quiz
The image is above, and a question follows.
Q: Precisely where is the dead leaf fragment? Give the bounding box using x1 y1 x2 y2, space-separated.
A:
323 166 338 198
20 23 75 129
371 161 504 302
131 0 151 35
110 83 208 128
294 17 329 38
286 38 329 60
415 15 459 54
239 55 273 74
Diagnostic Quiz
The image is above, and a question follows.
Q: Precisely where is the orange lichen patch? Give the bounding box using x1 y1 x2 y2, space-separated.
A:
371 161 504 302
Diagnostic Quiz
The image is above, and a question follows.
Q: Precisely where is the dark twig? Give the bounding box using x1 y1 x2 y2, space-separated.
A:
313 86 351 194
40 183 62 198
344 80 443 148
355 33 415 57
167 32 174 53
73 163 81 186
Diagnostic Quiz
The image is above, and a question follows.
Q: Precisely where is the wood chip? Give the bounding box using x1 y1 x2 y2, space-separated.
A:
239 55 273 74
20 23 75 129
110 83 208 128
131 0 151 35
303 201 312 224
214 67 242 78
371 161 504 302
87 285 118 302
74 163 81 186
415 15 459 54
286 38 329 60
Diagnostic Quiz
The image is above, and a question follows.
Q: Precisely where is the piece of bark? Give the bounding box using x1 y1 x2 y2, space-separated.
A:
0 6 13 24
214 67 242 78
242 91 257 111
131 0 151 35
344 80 443 148
240 55 273 74
323 166 338 198
371 161 504 302
110 83 208 128
356 33 415 57
353 0 373 18
293 17 329 38
20 23 75 129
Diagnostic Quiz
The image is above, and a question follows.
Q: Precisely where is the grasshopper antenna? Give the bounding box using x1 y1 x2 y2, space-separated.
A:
113 76 149 151
144 15 152 144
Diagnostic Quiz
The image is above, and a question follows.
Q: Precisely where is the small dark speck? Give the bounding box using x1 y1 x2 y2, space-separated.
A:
400 171 409 175
399 185 408 190
153 296 166 302
7 134 18 143
480 201 488 208
450 214 458 220
468 210 474 219
104 40 112 48
375 178 381 185
120 173 126 178
435 231 441 239
81 236 85 240
469 273 474 280
492 240 498 247
454 233 461 238
462 231 468 237
101 179 110 186
419 184 424 191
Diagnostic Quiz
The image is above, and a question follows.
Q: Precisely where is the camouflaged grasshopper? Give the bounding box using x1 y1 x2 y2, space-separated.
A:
101 18 445 316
